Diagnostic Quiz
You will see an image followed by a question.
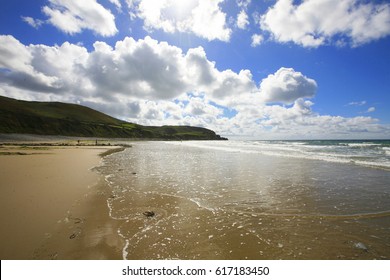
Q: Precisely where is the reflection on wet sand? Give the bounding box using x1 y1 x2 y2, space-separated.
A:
99 142 390 260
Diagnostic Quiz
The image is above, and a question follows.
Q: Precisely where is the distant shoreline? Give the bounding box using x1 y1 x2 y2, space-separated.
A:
0 133 227 144
0 96 227 141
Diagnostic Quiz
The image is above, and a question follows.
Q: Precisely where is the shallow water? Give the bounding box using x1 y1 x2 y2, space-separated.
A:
97 141 390 259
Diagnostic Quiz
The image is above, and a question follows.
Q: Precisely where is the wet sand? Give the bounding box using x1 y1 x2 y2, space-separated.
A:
0 145 124 259
101 142 390 260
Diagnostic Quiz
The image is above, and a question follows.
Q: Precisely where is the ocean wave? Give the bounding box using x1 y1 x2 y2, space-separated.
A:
172 141 390 170
383 147 390 155
346 143 381 147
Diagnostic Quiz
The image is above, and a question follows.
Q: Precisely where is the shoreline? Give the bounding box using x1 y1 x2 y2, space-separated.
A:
0 144 126 260
100 141 390 260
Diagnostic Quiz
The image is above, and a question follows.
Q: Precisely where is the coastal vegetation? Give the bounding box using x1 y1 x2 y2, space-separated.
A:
0 96 227 140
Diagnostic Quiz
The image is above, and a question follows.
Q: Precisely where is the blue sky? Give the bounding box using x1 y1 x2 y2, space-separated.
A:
1 0 390 139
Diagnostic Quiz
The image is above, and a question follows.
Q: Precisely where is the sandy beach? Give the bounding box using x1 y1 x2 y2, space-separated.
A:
2 140 389 260
0 144 124 259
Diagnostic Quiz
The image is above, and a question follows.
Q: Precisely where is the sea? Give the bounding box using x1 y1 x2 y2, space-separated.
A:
96 140 390 260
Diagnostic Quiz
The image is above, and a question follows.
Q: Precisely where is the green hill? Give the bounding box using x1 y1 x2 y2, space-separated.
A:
0 96 227 140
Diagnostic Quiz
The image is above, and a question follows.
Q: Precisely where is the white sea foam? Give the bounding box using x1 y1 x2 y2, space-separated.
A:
347 143 381 147
170 140 390 170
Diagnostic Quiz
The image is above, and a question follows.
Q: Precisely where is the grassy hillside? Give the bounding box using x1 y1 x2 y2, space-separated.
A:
0 96 227 140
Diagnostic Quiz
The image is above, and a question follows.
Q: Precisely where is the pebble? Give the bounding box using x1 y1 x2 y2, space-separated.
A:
354 242 368 252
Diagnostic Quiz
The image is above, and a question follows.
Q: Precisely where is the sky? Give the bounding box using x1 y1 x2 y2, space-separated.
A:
1 0 390 140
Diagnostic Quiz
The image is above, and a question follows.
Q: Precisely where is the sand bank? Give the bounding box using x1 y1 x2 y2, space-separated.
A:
0 145 124 259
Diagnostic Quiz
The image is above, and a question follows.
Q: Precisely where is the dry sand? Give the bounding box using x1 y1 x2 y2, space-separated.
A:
0 145 124 259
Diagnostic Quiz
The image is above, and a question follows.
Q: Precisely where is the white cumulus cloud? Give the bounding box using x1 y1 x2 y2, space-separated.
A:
1 35 388 139
42 0 118 36
128 0 232 42
237 10 249 29
0 35 254 107
259 67 317 104
0 35 67 94
260 0 390 47
251 33 264 47
21 16 44 29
